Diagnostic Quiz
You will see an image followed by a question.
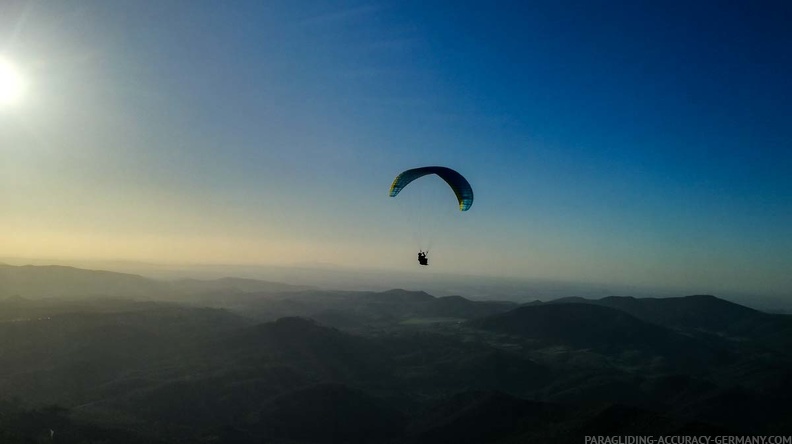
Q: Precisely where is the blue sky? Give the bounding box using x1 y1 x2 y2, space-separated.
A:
2 1 790 297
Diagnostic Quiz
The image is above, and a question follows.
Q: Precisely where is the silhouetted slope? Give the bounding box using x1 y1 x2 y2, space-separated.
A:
367 289 435 303
0 304 250 405
551 294 792 352
221 317 388 383
102 319 388 432
406 391 731 444
0 263 307 302
594 295 765 332
116 364 311 431
671 386 792 434
0 265 518 327
0 264 161 299
429 295 517 318
229 288 519 327
470 303 676 350
0 400 166 444
567 403 732 438
171 276 311 293
384 336 550 396
467 303 732 369
0 277 789 442
407 391 562 444
247 383 406 443
638 374 721 407
356 289 517 320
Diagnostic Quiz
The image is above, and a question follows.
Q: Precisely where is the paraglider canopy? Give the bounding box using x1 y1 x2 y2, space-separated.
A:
389 166 473 211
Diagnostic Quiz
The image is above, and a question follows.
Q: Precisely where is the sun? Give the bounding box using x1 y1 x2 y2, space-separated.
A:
0 58 27 105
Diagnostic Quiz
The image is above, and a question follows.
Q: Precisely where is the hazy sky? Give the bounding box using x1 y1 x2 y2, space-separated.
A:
1 1 790 297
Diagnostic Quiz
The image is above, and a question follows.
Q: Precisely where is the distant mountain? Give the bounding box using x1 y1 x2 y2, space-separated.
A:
201 288 519 328
553 294 759 332
547 294 792 353
0 263 308 301
169 276 313 294
0 264 161 299
470 303 678 350
367 289 436 303
2 267 791 441
0 265 517 326
467 303 729 369
0 293 790 441
355 289 517 320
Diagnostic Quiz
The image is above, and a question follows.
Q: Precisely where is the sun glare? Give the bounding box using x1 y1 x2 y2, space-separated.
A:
0 58 27 105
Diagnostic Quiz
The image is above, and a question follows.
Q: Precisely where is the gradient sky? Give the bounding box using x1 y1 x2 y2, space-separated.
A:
1 1 791 297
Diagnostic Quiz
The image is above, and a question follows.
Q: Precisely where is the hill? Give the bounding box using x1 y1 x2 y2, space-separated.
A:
467 303 730 369
548 294 792 353
1 265 791 441
0 263 307 301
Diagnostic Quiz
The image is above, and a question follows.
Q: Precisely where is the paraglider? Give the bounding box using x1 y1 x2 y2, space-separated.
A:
390 166 473 266
389 166 473 211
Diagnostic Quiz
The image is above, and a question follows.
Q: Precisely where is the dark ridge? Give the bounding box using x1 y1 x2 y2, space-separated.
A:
248 383 406 443
407 390 562 444
0 264 160 299
171 276 311 293
543 294 792 352
467 303 731 369
438 295 470 302
575 403 734 437
548 296 590 304
369 289 435 302
469 303 676 349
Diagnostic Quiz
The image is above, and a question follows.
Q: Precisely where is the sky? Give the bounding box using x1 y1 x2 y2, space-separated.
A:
1 0 791 298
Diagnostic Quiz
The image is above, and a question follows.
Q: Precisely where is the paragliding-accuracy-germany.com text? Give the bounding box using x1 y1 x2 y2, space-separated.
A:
584 436 792 444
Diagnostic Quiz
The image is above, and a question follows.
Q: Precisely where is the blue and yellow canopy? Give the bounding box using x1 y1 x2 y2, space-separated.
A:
389 166 473 211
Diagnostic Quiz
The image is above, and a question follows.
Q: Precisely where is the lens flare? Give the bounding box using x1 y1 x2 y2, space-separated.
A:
0 58 27 105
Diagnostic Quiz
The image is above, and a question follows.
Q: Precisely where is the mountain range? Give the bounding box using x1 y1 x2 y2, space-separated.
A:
0 264 790 442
